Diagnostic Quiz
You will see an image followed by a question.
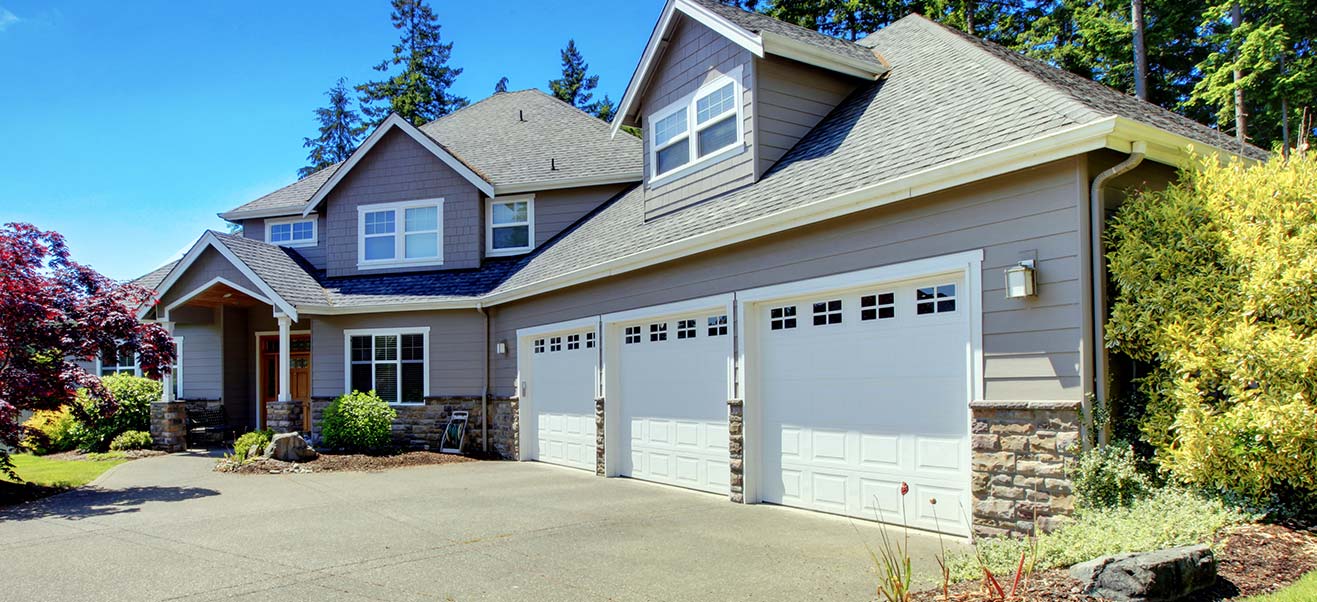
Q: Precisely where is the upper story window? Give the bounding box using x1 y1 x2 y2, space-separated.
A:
266 216 317 248
487 195 534 256
647 67 744 185
357 199 443 269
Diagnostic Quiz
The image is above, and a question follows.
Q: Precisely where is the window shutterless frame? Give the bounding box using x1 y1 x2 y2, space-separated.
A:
356 199 444 269
485 194 535 256
265 215 318 248
646 66 745 185
342 327 431 405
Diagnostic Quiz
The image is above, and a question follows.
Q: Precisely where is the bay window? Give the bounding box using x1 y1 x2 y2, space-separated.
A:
358 199 443 268
486 195 534 256
345 328 429 405
647 68 744 183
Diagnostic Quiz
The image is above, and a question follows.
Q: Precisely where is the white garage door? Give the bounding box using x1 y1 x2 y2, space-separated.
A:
526 329 597 471
617 312 731 494
758 276 971 535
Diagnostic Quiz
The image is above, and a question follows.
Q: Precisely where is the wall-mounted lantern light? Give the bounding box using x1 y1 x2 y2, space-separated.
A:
1005 260 1037 298
495 340 508 355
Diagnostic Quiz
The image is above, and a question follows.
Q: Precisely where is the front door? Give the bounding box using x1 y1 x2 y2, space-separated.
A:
259 334 312 431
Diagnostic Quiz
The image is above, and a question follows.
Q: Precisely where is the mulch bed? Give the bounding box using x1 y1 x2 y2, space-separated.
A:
42 449 167 461
913 522 1317 601
215 450 478 474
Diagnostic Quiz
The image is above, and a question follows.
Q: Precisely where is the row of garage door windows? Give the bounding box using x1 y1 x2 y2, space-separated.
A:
529 282 958 354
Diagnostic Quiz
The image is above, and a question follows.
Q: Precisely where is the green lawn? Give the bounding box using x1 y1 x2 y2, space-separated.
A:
1242 570 1317 601
3 453 126 488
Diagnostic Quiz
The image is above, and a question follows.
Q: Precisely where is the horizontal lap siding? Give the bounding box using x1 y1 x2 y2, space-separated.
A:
490 159 1085 402
310 311 486 399
641 15 756 218
158 248 262 309
173 306 222 400
532 184 631 247
324 129 483 277
755 56 857 176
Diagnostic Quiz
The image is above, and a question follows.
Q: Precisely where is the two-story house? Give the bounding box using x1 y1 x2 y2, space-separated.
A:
136 0 1265 537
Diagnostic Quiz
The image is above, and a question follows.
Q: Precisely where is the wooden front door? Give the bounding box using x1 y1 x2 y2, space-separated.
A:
258 334 312 431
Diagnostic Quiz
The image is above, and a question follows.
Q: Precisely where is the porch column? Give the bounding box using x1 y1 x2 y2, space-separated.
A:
277 314 292 403
159 321 176 403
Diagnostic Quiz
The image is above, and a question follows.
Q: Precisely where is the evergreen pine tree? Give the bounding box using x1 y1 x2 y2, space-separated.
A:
494 76 509 93
548 39 599 109
357 0 468 127
299 78 364 179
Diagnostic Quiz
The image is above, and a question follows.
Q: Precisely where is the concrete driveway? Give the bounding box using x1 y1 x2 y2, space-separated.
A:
0 453 958 601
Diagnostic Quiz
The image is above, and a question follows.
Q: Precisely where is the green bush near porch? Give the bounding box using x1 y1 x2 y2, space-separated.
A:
321 391 396 452
71 374 160 453
232 430 273 462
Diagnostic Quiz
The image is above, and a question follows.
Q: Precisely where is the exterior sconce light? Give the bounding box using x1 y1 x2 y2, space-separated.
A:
1005 260 1037 298
496 340 507 355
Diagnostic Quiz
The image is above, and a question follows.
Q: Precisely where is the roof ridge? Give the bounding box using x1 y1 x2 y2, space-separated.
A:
690 0 878 57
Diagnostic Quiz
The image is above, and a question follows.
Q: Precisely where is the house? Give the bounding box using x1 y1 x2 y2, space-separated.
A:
134 0 1265 538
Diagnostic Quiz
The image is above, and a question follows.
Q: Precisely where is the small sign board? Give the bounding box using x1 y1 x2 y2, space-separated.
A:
440 410 468 454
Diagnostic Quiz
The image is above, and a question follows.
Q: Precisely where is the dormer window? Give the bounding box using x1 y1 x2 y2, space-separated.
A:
357 199 444 269
648 67 744 185
266 216 317 248
486 195 535 256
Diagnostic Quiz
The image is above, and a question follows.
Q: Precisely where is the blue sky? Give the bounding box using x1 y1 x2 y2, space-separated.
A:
0 0 663 280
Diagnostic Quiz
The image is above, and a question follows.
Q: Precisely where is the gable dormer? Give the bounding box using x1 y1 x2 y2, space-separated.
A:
614 0 887 219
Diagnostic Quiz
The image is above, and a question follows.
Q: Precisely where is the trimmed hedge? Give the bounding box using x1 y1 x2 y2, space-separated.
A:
321 391 396 452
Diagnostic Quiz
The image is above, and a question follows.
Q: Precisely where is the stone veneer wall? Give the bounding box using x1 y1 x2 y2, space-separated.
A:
970 400 1083 538
594 397 606 476
728 399 745 503
265 401 304 434
307 396 516 458
150 401 187 452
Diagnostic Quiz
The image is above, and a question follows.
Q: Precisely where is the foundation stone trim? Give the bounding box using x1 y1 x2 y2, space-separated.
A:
970 400 1082 538
594 396 606 476
150 400 187 452
728 398 744 504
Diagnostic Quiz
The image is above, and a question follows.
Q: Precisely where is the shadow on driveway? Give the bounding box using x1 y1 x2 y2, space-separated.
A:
0 484 219 522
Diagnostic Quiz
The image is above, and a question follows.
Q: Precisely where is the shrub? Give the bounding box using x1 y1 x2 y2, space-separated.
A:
20 407 79 455
233 429 273 462
321 390 396 452
109 430 153 451
947 488 1252 582
72 374 160 452
1071 443 1153 509
1106 152 1317 504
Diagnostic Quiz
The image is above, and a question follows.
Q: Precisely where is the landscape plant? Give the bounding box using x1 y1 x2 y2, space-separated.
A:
320 390 396 452
232 429 273 462
1106 151 1317 505
19 407 79 455
1070 442 1154 509
108 430 153 451
70 374 160 452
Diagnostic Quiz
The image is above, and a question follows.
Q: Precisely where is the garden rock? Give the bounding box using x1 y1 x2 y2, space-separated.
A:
264 432 318 462
1069 544 1216 601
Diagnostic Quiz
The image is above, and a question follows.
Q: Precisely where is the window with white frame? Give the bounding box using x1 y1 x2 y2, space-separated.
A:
487 195 534 255
647 69 743 182
347 329 428 404
266 217 317 247
171 337 183 398
98 346 138 377
358 200 443 268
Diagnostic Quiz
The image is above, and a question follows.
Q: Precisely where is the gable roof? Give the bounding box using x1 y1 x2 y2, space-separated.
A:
420 89 643 194
220 93 643 221
612 0 889 134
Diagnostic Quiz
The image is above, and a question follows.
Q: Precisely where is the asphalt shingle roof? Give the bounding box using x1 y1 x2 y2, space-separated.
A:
131 260 179 290
210 232 331 307
222 163 341 218
690 0 886 71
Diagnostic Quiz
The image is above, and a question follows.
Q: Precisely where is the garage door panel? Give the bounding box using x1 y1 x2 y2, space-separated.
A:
759 278 971 536
526 329 597 472
618 311 731 495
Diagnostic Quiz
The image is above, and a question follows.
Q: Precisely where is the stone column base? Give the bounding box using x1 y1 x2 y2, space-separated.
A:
971 400 1082 538
265 401 303 434
510 397 520 459
728 398 745 503
150 401 187 452
594 397 606 476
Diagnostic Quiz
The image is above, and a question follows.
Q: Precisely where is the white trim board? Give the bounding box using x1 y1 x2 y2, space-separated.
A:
141 231 299 322
341 326 433 406
265 215 318 248
303 114 494 218
162 276 273 315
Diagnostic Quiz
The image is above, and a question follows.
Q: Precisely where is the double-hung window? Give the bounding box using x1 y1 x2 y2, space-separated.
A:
486 195 534 256
266 217 317 247
98 346 138 377
346 328 429 405
648 68 743 183
358 200 443 268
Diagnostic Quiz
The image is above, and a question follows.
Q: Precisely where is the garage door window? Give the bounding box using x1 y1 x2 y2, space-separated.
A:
549 337 562 352
533 338 545 353
916 284 957 315
650 323 668 342
770 306 797 330
586 332 596 348
677 319 697 339
625 326 642 344
349 331 427 405
861 292 896 320
812 299 843 326
707 315 727 336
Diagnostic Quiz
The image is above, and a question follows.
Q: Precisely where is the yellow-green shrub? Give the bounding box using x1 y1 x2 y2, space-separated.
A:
1106 151 1317 504
20 406 79 455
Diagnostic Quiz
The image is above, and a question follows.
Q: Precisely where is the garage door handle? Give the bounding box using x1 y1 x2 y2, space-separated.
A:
520 381 528 397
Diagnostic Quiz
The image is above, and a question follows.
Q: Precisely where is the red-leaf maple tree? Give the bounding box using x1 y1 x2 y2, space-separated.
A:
0 223 175 474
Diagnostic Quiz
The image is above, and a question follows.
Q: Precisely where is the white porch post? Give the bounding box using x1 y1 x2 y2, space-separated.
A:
160 320 176 403
277 314 292 403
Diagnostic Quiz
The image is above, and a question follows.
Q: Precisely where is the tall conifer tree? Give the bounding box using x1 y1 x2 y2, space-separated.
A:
357 0 468 127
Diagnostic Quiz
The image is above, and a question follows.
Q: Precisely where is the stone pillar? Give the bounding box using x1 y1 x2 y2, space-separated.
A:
510 396 520 460
594 397 606 476
970 400 1082 538
265 400 303 434
276 314 292 403
728 398 745 503
150 400 187 452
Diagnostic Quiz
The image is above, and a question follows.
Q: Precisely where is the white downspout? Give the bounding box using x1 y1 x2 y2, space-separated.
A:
1089 141 1146 446
477 302 490 453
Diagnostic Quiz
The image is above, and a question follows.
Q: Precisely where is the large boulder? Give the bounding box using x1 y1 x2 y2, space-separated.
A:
1069 544 1216 601
264 432 319 462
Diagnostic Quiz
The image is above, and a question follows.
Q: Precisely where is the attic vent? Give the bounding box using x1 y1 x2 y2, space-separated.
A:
550 158 557 171
518 110 526 122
